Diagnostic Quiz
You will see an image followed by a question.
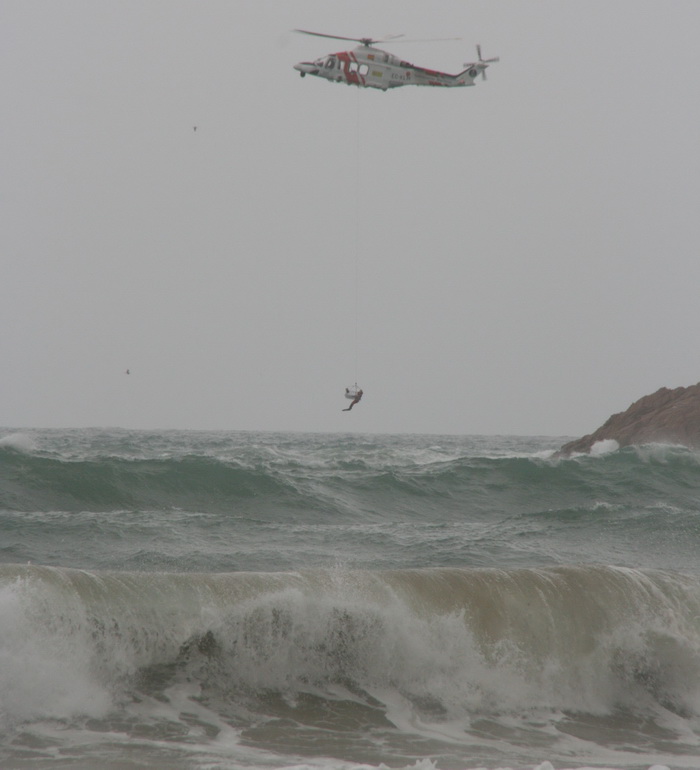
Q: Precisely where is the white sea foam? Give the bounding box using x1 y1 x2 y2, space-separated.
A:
632 442 700 464
0 581 111 727
589 438 620 456
0 431 36 453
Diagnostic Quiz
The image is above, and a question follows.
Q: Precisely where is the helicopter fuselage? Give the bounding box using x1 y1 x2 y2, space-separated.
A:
294 45 483 90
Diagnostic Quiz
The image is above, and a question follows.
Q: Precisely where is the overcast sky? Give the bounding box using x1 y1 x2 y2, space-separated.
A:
3 0 700 436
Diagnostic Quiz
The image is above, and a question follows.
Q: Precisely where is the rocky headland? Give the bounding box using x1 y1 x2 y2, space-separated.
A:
558 383 700 456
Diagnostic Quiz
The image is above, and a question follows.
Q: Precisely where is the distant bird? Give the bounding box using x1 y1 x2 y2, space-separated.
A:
193 126 197 132
125 369 130 375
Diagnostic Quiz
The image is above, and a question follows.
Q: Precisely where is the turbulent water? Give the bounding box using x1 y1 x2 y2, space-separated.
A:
1 429 700 770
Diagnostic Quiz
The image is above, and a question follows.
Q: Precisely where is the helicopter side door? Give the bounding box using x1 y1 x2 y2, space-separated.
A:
322 56 344 83
337 53 366 86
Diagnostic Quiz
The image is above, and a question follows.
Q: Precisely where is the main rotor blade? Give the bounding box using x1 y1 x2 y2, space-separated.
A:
294 29 369 43
294 29 461 46
384 36 461 44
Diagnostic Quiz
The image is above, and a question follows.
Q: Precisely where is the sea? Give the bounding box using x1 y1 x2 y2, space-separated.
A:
1 428 699 770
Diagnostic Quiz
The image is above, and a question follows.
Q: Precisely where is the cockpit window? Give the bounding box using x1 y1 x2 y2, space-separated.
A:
325 58 335 69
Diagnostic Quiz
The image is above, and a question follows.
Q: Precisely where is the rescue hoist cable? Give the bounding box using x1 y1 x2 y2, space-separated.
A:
354 86 361 387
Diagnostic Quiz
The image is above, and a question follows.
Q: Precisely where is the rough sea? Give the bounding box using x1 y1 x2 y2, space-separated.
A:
1 428 699 770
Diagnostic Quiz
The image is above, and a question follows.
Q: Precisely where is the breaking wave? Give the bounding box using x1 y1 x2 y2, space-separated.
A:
3 563 700 730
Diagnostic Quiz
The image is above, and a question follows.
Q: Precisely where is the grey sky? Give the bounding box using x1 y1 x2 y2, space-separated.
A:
3 0 700 436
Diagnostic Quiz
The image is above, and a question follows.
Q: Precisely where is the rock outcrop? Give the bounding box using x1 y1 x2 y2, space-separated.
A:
558 383 700 455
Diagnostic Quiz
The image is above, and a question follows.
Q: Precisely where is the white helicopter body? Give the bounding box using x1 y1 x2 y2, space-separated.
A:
294 31 498 91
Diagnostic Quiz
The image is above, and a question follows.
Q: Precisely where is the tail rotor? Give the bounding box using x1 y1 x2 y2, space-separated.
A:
465 44 499 80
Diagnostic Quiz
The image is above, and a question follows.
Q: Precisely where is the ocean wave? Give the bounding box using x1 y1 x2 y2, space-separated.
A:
4 434 700 576
2 438 700 517
0 450 304 514
2 564 700 728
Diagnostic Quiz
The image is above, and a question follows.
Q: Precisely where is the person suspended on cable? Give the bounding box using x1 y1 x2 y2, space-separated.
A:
343 387 363 411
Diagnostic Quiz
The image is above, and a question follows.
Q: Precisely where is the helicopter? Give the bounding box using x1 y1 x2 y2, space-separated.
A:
293 30 498 91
